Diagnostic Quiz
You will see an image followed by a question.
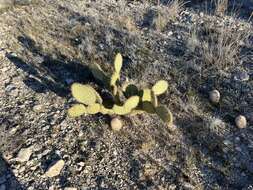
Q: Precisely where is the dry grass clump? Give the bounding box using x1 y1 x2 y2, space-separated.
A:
187 23 251 70
214 0 228 16
152 0 185 31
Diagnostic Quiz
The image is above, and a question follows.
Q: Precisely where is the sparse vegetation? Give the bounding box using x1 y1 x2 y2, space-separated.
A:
68 53 173 126
0 0 253 189
214 0 228 16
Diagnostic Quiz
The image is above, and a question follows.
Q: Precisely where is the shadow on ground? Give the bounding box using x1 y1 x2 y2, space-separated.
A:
0 153 25 190
7 35 93 98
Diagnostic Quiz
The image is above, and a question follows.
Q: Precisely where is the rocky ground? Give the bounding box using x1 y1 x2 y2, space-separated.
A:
0 0 253 189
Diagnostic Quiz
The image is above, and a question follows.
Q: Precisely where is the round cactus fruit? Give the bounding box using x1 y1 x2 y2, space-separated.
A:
152 80 168 96
68 104 87 117
209 89 220 103
111 117 123 131
235 115 247 129
71 83 97 105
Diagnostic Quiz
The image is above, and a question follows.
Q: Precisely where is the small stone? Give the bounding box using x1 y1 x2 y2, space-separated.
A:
110 117 123 131
64 188 77 190
5 84 15 93
48 186 55 190
167 31 173 36
209 89 220 103
235 115 247 129
200 12 204 17
45 160 65 177
33 104 45 113
16 146 33 162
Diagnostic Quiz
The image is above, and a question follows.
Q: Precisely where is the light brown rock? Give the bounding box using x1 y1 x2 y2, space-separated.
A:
209 89 220 103
45 160 65 177
235 115 247 129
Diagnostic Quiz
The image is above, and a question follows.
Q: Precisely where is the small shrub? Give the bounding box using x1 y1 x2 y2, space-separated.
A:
68 53 173 126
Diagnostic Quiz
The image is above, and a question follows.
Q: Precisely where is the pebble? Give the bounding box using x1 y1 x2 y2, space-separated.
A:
5 84 16 93
64 188 77 190
209 90 220 103
235 115 247 129
45 159 65 177
33 104 45 113
16 146 33 162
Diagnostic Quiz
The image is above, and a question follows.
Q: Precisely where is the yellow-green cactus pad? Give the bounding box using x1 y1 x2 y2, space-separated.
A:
124 84 139 98
141 89 152 102
114 53 123 74
86 103 101 114
124 96 139 110
71 83 96 105
110 72 120 86
142 101 155 113
100 106 114 115
155 106 173 126
113 105 131 115
151 90 158 107
68 104 87 117
129 110 145 116
112 85 118 96
152 80 168 96
89 63 110 85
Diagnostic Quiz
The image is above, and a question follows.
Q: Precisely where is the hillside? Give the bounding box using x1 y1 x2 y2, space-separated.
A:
0 0 253 189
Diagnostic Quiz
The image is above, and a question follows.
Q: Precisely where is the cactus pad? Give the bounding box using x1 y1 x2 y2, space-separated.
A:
124 96 139 110
114 53 123 74
71 83 96 105
100 106 114 115
110 72 120 86
141 89 152 102
68 104 87 117
113 105 131 115
86 103 101 114
89 63 110 86
152 80 168 96
142 101 156 113
151 90 158 107
124 84 139 98
155 106 173 126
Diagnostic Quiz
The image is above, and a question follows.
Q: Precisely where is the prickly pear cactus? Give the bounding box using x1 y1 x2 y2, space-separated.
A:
68 52 173 126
